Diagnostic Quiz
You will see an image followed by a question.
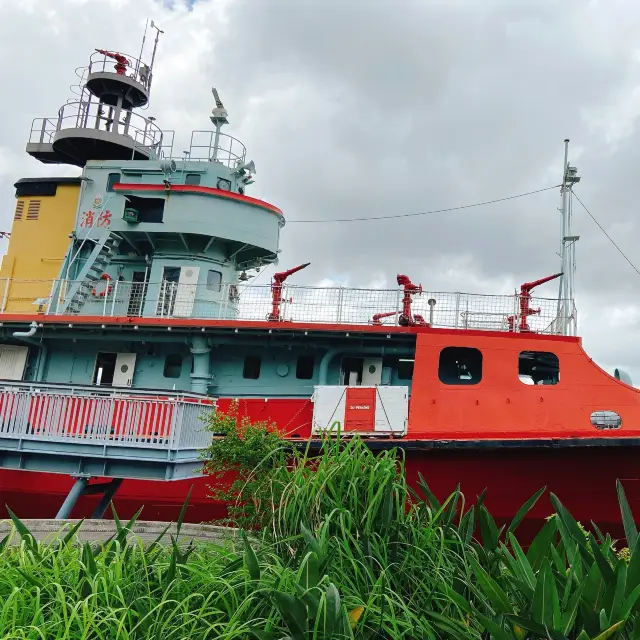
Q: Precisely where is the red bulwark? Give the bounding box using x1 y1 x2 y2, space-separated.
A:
344 388 377 432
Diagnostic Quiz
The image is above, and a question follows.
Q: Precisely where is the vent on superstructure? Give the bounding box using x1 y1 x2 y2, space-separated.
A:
26 200 41 220
13 201 24 221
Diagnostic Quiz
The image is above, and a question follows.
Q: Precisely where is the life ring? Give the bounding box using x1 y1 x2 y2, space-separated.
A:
92 273 113 297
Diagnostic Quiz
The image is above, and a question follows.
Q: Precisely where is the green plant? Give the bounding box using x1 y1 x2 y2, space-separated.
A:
203 399 289 529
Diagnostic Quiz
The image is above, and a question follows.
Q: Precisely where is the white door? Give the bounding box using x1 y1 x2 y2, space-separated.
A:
0 345 28 380
362 357 383 385
173 266 200 317
113 353 137 387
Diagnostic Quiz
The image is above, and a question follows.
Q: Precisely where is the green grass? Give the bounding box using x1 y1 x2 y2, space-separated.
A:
2 427 640 638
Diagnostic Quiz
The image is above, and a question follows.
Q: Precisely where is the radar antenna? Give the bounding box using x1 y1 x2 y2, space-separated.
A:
210 87 229 161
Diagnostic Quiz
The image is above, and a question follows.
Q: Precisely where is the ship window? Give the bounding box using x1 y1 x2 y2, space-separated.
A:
296 355 314 380
124 195 165 223
518 351 559 385
185 173 201 186
243 356 261 379
163 354 183 378
207 270 222 292
106 173 120 192
590 410 622 430
438 347 482 385
397 358 414 380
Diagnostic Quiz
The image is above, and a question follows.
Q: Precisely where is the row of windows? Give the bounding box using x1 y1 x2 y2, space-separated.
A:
161 354 317 380
107 172 203 190
160 348 560 385
438 347 560 385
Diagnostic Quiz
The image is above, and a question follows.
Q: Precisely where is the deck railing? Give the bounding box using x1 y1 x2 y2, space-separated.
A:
0 278 576 335
0 381 213 453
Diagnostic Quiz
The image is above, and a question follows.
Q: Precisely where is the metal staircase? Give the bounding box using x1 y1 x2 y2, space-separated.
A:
57 231 122 315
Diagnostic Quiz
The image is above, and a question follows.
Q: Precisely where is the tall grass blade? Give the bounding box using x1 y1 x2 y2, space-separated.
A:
506 486 546 537
617 479 638 550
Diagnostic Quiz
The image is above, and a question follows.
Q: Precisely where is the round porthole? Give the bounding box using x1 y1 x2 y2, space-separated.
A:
368 364 377 374
120 364 129 373
590 410 622 430
276 364 289 377
185 269 194 278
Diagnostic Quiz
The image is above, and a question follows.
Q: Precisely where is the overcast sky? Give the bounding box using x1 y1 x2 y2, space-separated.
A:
1 0 640 379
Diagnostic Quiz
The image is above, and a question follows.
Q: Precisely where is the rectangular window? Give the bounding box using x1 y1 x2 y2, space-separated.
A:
243 356 261 379
519 351 559 385
163 354 183 378
397 359 414 380
124 195 165 223
438 347 482 385
106 173 121 192
185 173 201 185
207 269 222 292
296 355 314 380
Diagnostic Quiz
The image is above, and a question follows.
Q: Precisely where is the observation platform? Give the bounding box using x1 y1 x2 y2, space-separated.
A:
0 381 212 480
26 103 173 167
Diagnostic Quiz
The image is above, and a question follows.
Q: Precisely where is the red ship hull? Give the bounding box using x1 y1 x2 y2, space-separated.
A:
0 445 635 541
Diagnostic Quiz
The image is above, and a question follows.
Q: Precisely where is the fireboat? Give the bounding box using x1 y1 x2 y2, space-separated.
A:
0 26 638 535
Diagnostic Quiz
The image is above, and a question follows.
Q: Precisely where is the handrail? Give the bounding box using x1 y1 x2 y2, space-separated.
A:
0 278 575 335
88 50 153 91
0 378 210 401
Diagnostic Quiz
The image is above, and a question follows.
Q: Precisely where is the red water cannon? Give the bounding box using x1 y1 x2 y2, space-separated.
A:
508 272 562 332
372 311 399 325
268 262 311 322
96 49 129 75
397 274 428 327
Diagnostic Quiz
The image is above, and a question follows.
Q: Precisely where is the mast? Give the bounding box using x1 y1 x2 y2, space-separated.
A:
557 139 580 335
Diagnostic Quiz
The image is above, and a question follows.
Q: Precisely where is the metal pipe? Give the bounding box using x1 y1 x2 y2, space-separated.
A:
189 335 211 394
13 321 38 338
55 477 90 519
318 346 415 386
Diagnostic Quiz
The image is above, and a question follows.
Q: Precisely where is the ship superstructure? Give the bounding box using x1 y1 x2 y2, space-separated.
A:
1 30 639 531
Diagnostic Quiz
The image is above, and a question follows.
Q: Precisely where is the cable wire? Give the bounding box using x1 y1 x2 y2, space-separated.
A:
572 191 640 278
287 184 561 223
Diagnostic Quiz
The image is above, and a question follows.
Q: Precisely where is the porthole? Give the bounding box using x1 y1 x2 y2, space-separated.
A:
590 410 622 430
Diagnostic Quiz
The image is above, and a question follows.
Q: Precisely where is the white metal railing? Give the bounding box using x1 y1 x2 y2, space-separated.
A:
0 278 576 335
0 381 213 451
28 102 174 159
88 50 153 91
186 130 247 167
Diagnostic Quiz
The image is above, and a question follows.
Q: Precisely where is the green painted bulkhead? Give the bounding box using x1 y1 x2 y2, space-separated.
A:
53 155 283 319
5 326 416 397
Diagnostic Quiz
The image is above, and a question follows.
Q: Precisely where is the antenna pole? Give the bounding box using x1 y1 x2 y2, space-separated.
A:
556 139 580 336
137 19 149 74
149 21 164 74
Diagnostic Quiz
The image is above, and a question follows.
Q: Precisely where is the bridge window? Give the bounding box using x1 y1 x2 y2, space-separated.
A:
207 270 222 292
106 173 120 192
243 356 261 379
185 173 201 186
163 354 183 379
124 195 165 223
438 347 482 385
296 355 314 380
519 351 559 385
